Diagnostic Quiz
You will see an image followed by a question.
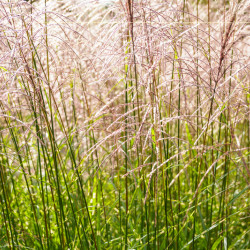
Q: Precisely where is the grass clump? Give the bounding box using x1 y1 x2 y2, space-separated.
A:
0 0 249 249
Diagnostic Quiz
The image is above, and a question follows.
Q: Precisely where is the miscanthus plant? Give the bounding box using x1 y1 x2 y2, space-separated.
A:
0 0 249 249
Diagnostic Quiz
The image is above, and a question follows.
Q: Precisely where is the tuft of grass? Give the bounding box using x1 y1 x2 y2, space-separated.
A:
0 0 249 249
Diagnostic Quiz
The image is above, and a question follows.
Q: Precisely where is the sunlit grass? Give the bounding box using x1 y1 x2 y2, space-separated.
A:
0 0 249 249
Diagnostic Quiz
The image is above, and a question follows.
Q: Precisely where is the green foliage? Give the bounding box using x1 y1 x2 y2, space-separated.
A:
0 0 249 249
